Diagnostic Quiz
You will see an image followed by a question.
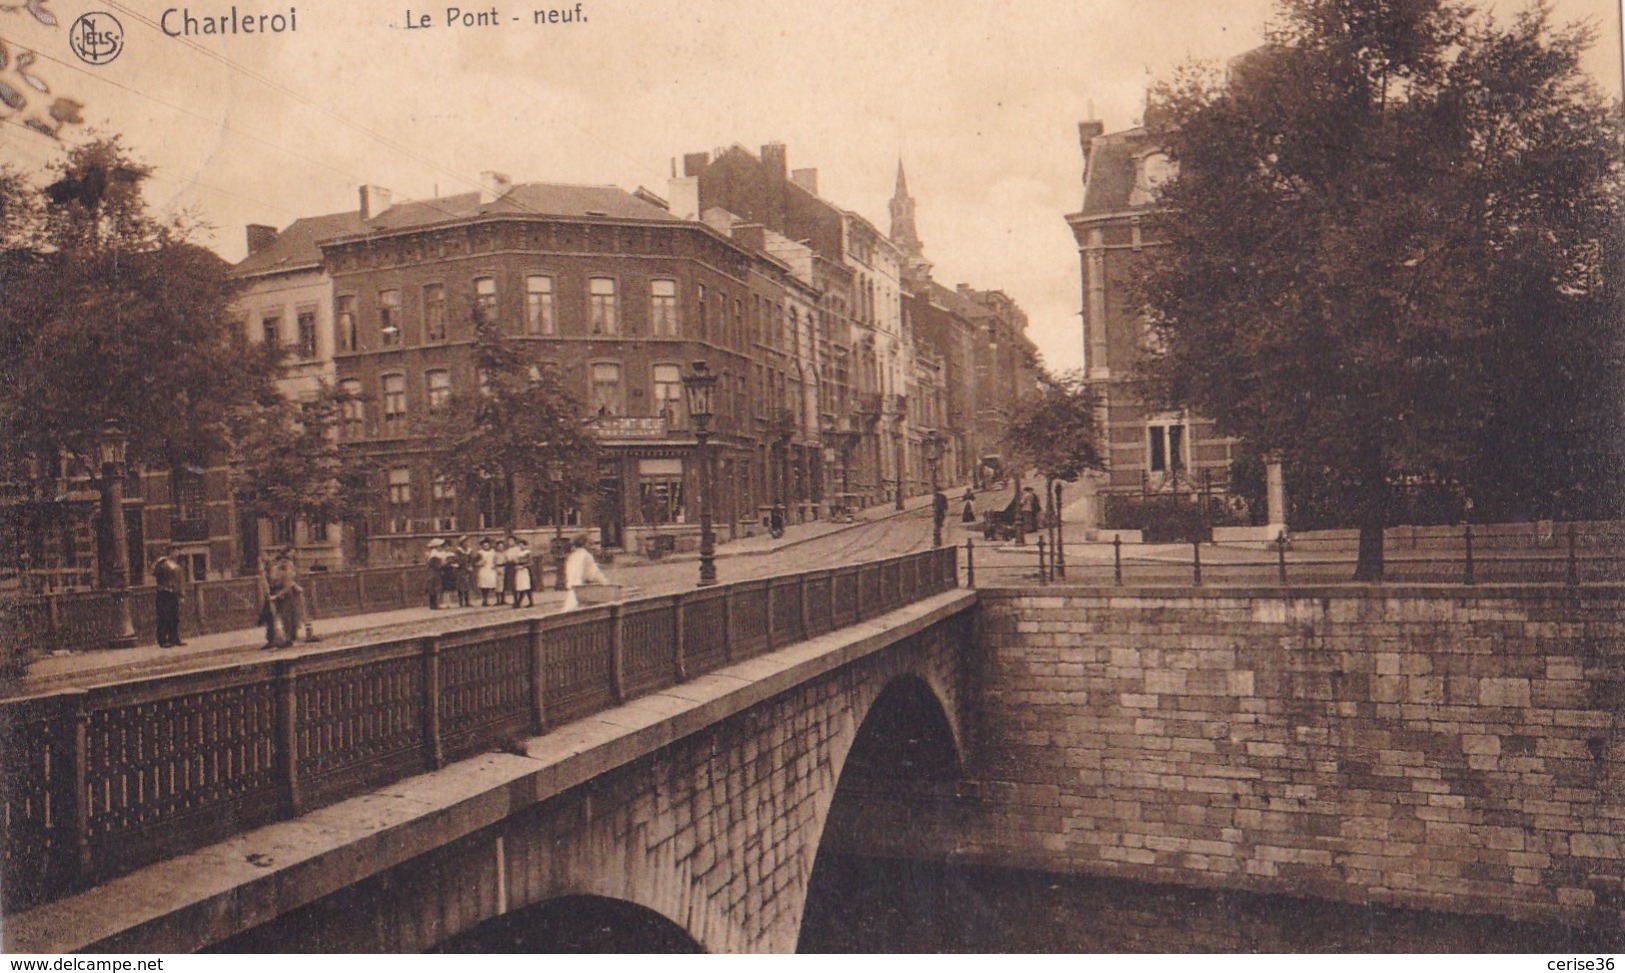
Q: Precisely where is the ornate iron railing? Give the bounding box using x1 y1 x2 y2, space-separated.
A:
1 566 428 668
0 546 959 914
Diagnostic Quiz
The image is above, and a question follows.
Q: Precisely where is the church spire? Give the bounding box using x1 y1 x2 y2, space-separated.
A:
889 159 928 280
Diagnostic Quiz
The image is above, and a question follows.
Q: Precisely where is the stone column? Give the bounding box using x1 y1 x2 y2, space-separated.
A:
1265 452 1287 533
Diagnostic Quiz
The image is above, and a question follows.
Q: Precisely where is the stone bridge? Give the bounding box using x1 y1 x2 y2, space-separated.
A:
4 547 974 953
7 562 1622 952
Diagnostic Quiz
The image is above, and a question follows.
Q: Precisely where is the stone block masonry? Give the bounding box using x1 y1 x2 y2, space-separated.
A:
952 586 1624 931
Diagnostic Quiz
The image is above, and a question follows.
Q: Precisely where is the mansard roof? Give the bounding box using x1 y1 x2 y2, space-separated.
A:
1077 126 1160 219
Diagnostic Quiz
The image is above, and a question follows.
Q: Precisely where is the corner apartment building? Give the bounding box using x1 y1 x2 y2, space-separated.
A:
1066 121 1236 500
303 174 825 564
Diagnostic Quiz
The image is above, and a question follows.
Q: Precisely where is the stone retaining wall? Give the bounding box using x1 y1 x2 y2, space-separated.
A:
947 586 1623 929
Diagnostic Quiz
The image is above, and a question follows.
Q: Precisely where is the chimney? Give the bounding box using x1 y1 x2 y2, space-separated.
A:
761 142 788 181
733 223 767 252
359 184 393 220
668 175 700 221
682 152 711 177
479 171 512 205
790 168 818 195
1079 120 1105 164
700 206 735 236
246 224 279 254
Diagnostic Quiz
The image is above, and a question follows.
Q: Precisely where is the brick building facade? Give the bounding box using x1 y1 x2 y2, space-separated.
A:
1066 122 1238 503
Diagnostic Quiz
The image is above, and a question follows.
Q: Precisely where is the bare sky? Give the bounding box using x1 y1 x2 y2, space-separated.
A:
3 0 1620 372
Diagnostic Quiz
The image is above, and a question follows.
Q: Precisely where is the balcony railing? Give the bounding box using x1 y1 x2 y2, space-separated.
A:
0 546 961 914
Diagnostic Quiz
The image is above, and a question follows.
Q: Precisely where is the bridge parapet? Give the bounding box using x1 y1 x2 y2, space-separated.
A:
0 547 959 915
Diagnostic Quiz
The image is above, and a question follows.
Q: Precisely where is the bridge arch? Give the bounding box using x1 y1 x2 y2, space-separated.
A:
436 894 702 953
796 671 967 950
832 673 964 785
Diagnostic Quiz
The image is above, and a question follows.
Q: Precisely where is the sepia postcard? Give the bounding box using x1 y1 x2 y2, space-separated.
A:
1 0 1622 958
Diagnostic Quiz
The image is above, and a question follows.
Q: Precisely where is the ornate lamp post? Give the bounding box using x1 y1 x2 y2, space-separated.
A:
892 401 907 511
549 458 567 591
923 431 945 547
96 419 138 648
682 361 719 587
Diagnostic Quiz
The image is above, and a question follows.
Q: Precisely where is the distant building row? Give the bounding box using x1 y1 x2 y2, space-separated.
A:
225 145 1039 571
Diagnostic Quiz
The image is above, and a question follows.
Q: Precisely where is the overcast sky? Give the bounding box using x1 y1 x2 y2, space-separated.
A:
3 0 1620 372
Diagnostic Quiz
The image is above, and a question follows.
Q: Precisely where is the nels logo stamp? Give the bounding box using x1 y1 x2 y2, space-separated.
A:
69 11 124 65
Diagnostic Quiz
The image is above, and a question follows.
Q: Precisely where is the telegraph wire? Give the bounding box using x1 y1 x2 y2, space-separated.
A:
0 36 383 188
95 0 673 217
0 114 305 217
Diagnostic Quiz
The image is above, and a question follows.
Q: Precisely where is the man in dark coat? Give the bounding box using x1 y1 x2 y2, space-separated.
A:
1022 486 1041 533
151 546 185 647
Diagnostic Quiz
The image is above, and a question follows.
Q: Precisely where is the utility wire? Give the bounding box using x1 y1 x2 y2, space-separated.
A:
99 0 672 206
1 114 304 216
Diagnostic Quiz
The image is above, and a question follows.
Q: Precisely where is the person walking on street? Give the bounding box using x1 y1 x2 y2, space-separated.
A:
476 538 500 606
1022 486 1042 534
560 535 609 611
426 539 449 609
151 546 186 647
453 536 474 607
261 547 305 649
501 536 519 605
961 488 977 524
507 536 534 608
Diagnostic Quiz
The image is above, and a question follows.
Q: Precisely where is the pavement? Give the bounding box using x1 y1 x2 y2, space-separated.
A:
20 485 1541 697
7 490 946 698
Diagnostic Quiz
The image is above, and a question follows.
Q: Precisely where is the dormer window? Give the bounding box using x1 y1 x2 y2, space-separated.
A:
1130 151 1176 207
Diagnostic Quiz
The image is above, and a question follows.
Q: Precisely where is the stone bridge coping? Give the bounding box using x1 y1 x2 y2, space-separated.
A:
7 590 978 955
976 583 1625 600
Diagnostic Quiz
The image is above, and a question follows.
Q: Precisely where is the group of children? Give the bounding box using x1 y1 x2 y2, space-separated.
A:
425 534 610 611
425 535 537 609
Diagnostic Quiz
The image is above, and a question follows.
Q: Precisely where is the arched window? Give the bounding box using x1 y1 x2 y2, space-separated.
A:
381 373 407 435
590 361 623 415
426 369 452 411
525 275 555 334
653 363 683 425
650 279 678 336
589 277 618 335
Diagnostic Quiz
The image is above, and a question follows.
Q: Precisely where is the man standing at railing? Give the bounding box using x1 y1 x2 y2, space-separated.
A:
262 547 319 649
151 546 186 648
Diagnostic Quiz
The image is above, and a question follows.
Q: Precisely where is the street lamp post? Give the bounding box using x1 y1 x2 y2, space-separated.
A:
892 405 907 511
924 431 945 547
549 458 567 590
96 419 138 648
682 361 719 587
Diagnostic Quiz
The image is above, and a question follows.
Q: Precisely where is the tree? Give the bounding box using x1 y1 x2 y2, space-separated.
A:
420 310 599 532
229 382 377 540
1 138 276 471
0 136 276 490
1005 370 1105 519
1138 0 1624 579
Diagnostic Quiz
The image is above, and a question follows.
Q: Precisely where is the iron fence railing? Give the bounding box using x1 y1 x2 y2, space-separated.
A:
0 546 959 914
0 565 428 669
963 526 1625 589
